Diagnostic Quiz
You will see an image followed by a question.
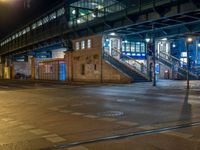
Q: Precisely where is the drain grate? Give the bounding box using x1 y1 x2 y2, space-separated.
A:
97 111 124 117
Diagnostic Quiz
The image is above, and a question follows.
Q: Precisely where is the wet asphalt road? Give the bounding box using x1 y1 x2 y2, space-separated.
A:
0 80 200 150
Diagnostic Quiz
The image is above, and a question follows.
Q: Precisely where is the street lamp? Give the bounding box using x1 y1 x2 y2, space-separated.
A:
186 37 193 89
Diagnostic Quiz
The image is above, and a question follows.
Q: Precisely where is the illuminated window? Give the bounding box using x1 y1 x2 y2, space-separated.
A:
43 16 49 24
37 20 43 27
81 40 85 49
57 8 65 17
26 27 30 32
12 35 15 40
76 42 80 50
122 43 125 52
22 29 26 35
32 23 37 30
126 42 130 52
141 43 145 53
136 42 140 52
49 12 57 21
19 31 22 36
87 39 91 48
131 42 135 52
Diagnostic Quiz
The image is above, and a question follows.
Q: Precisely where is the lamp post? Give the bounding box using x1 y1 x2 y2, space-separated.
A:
152 36 156 87
145 38 151 82
186 37 193 89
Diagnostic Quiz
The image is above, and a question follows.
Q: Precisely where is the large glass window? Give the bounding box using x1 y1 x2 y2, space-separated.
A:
136 42 140 53
131 42 135 52
141 43 145 53
126 42 131 52
122 43 125 52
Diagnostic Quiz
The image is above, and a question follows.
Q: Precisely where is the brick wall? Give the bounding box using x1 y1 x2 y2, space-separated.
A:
65 34 132 83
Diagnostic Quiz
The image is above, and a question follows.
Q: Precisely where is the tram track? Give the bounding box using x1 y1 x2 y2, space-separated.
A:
41 121 200 150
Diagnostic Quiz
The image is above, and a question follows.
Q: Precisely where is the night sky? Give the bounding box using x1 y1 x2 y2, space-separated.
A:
0 0 64 39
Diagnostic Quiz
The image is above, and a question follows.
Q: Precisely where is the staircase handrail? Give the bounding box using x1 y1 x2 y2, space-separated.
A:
105 48 149 78
159 51 187 65
103 52 149 80
112 47 148 72
159 51 199 78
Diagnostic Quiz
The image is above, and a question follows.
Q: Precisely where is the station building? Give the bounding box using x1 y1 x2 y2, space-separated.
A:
0 0 200 83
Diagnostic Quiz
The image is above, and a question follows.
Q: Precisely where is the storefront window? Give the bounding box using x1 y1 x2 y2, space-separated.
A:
81 40 85 49
76 42 80 50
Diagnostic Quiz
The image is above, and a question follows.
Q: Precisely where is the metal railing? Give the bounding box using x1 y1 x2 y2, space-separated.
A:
104 47 149 79
158 51 199 79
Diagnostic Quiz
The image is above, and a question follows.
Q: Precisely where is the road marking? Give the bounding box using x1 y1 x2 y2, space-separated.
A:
20 125 35 129
29 129 49 135
117 121 138 126
67 146 89 150
99 118 117 122
84 115 98 119
71 112 84 116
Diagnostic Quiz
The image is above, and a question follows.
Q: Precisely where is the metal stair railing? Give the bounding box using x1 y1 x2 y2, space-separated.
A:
104 48 149 80
158 51 199 79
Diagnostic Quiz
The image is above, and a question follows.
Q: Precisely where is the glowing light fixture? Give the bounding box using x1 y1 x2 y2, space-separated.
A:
161 38 167 41
187 37 193 44
145 38 150 43
198 43 200 47
110 32 116 36
72 9 76 15
77 19 81 24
